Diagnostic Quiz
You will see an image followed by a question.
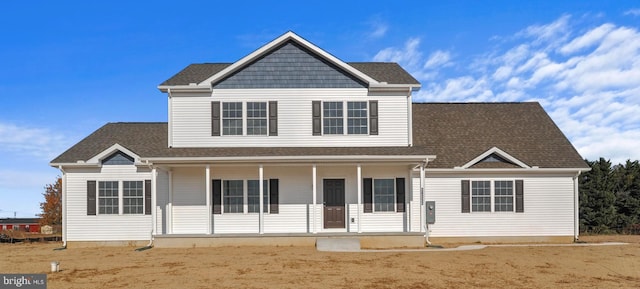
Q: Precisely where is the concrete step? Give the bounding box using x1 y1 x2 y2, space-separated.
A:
316 237 361 252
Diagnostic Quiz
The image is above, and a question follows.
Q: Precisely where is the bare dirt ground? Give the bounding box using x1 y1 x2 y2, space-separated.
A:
1 235 638 289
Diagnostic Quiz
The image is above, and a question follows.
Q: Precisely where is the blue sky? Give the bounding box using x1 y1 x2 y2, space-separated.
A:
1 0 639 218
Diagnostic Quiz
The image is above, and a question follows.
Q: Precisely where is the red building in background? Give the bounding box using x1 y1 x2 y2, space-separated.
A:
0 218 40 233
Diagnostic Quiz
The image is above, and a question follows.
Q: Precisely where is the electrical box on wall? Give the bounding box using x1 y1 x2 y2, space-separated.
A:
426 201 435 224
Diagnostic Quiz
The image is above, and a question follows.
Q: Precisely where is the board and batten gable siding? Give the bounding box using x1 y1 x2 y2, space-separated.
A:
169 89 410 147
64 166 153 241
412 173 576 237
212 41 366 89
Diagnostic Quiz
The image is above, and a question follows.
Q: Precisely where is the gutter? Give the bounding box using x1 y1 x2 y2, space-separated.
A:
143 155 437 164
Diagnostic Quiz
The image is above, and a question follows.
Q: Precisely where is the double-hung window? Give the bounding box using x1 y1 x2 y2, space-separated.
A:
123 181 144 214
467 180 516 213
247 180 269 213
494 181 514 212
323 102 343 134
319 101 369 135
373 179 395 212
223 180 244 213
246 102 267 135
471 181 491 212
347 102 368 134
98 181 119 214
222 102 243 135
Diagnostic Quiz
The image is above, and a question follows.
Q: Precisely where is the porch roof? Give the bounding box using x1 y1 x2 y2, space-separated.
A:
50 122 431 165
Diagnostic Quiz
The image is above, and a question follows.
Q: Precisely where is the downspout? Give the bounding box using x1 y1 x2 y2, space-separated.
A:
573 170 582 242
419 159 431 245
58 166 67 249
137 162 155 251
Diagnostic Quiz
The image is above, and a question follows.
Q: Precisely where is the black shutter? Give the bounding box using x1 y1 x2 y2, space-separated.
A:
87 181 96 216
269 101 278 136
363 178 373 213
212 179 222 214
269 179 279 214
515 180 524 213
312 101 321 136
461 180 470 213
211 101 221 136
144 180 152 215
396 178 405 212
369 100 378 135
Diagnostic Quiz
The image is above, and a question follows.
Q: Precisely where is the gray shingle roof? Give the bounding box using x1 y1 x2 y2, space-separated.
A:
412 102 588 169
52 103 588 169
50 123 428 164
159 62 419 86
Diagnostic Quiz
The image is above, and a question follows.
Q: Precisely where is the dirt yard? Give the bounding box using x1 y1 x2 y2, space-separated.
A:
0 235 638 289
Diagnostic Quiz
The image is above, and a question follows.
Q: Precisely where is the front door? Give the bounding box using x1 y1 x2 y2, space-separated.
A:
323 179 345 229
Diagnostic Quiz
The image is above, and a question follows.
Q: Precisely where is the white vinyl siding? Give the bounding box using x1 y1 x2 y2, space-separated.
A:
169 89 409 147
415 174 576 237
64 166 152 241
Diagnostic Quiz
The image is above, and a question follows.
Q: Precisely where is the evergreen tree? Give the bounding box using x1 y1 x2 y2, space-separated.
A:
579 158 617 233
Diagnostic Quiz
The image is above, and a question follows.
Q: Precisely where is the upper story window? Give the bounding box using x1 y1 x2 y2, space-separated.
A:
246 102 267 135
222 102 243 135
212 101 277 137
314 101 375 136
347 102 368 134
323 102 344 134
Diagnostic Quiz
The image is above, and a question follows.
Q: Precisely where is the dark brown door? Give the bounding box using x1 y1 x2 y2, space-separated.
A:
323 179 345 229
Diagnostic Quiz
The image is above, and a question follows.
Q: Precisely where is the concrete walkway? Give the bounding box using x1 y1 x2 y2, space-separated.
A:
317 241 629 252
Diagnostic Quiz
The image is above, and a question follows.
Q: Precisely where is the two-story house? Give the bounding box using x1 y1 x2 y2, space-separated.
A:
51 31 589 248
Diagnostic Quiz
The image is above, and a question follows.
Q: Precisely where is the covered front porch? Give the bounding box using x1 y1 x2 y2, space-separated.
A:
149 156 433 238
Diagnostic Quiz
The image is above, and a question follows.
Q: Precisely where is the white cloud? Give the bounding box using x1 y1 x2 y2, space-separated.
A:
374 38 423 68
624 9 640 16
377 14 640 164
423 50 452 69
0 122 70 160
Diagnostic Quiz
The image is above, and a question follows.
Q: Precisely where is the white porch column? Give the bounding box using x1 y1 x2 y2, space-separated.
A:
168 170 173 234
206 165 211 234
259 165 264 234
420 164 425 233
357 164 362 233
151 167 157 237
312 164 317 234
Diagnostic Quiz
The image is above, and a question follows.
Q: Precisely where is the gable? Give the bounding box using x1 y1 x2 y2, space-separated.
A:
212 41 367 89
469 153 522 169
102 151 135 165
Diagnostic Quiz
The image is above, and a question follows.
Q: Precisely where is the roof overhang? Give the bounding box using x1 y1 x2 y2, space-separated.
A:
142 154 436 165
424 167 590 175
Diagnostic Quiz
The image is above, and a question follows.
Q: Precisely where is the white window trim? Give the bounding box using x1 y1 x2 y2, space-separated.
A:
470 179 516 213
96 180 147 216
321 100 370 136
221 101 271 137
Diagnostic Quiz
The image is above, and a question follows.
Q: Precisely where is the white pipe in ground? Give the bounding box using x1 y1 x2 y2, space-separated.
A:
50 261 59 272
